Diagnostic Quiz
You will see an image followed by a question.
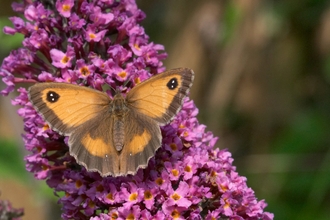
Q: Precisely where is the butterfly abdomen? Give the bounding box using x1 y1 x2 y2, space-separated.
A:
113 117 125 152
111 94 129 152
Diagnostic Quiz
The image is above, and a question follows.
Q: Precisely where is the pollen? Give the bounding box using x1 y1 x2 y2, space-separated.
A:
43 124 49 131
183 131 189 137
75 180 83 188
224 200 230 209
118 71 127 78
88 200 95 208
134 77 141 84
36 146 42 153
171 169 179 177
171 209 180 218
171 193 181 201
134 43 140 50
106 193 114 201
184 165 192 172
61 55 69 64
144 190 153 200
41 165 48 170
80 66 90 76
155 177 164 186
170 143 177 151
220 184 228 192
111 212 119 219
179 124 185 129
96 184 104 192
89 33 96 39
129 192 138 201
211 170 217 177
62 4 71 12
126 213 135 220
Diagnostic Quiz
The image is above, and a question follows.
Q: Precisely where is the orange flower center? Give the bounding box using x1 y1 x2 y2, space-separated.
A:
155 177 164 186
88 200 95 208
96 184 104 192
41 165 48 170
61 56 69 64
62 4 71 12
129 192 138 201
126 213 135 220
118 71 127 78
171 193 181 201
171 169 179 177
111 212 118 219
75 180 82 188
134 77 141 84
184 165 192 172
170 143 177 151
144 190 153 200
134 43 140 50
80 66 90 76
89 33 96 39
106 193 114 201
171 209 180 219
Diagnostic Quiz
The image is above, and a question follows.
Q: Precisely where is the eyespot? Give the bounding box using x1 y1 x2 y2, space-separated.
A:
46 91 60 103
166 77 178 90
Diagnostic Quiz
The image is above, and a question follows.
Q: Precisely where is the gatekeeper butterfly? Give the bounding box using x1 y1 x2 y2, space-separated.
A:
28 68 194 176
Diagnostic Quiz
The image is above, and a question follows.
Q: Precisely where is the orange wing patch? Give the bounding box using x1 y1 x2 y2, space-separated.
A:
117 111 162 175
126 129 152 155
81 133 113 157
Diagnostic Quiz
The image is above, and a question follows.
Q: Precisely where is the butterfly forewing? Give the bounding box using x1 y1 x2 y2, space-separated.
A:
28 83 111 135
126 68 194 125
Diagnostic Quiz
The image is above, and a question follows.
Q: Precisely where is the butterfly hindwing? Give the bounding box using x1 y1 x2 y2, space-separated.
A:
118 110 161 176
69 113 120 176
126 68 194 125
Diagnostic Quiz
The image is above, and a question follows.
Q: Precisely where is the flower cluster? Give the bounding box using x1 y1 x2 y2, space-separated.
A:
1 0 274 219
0 199 24 220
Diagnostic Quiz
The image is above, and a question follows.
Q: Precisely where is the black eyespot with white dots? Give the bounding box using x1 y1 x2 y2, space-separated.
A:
166 77 178 90
46 91 60 103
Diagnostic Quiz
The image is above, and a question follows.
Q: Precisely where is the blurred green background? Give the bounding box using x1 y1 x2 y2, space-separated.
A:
1 0 330 219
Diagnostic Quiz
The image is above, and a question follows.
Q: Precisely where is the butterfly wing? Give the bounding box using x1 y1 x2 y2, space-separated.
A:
117 110 161 176
28 83 120 176
69 113 121 176
28 83 111 135
126 68 194 125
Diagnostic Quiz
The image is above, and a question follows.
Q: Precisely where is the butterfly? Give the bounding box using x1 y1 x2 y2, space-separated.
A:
28 68 194 177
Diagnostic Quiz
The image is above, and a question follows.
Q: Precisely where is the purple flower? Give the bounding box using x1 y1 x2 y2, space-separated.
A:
50 46 75 68
56 0 74 18
0 200 24 219
85 25 108 42
162 181 192 209
0 0 274 219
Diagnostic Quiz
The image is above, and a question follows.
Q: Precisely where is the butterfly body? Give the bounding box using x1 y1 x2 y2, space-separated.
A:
28 68 194 176
109 94 129 151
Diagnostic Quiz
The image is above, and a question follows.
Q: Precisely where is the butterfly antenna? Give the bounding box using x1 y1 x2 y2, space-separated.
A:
108 84 117 96
123 74 134 89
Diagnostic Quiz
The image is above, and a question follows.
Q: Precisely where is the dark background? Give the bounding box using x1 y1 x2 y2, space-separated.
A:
0 0 330 219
